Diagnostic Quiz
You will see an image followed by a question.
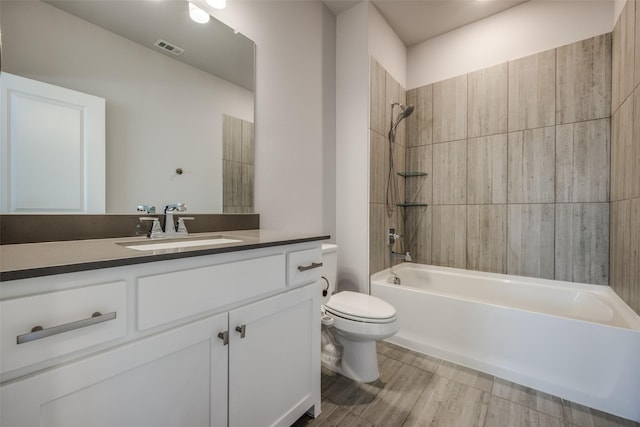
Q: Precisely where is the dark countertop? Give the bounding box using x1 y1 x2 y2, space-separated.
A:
0 230 330 282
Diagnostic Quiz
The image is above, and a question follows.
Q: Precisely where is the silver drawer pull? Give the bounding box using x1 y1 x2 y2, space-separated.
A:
297 262 323 272
17 311 117 345
217 331 229 345
235 324 246 339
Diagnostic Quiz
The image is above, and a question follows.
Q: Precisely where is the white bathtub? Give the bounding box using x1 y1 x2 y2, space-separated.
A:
370 263 640 422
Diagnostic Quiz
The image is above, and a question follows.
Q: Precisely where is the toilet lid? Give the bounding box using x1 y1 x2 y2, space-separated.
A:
325 291 396 320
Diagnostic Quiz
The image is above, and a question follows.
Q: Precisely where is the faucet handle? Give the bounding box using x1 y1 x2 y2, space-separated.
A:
137 205 156 214
176 217 195 235
139 217 164 239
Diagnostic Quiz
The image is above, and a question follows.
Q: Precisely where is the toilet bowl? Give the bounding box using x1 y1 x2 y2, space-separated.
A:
320 244 399 383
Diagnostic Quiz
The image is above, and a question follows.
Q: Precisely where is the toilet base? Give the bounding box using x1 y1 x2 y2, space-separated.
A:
333 333 380 383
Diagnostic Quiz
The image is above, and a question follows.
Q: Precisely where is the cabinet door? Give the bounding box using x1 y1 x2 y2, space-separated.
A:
229 283 320 427
1 314 229 427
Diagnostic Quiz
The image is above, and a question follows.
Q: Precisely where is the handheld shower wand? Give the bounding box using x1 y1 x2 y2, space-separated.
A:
389 103 415 138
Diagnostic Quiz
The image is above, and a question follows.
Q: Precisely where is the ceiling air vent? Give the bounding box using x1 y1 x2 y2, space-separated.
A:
154 39 184 56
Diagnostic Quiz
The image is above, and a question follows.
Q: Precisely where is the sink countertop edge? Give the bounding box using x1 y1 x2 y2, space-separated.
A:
0 230 330 282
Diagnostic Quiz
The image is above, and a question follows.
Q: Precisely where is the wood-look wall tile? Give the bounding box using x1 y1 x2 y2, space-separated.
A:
404 206 431 265
636 0 640 87
467 205 507 274
369 203 387 275
370 58 386 136
555 203 609 285
610 95 635 201
507 204 555 279
468 63 508 138
633 89 640 199
507 127 555 204
467 134 507 204
405 145 432 204
631 197 640 314
556 34 611 124
222 114 242 162
433 75 467 143
432 205 466 268
402 375 489 427
508 50 556 132
386 73 407 146
222 160 242 208
241 164 254 209
555 119 610 203
433 140 467 205
612 0 635 112
370 131 387 204
407 84 433 147
610 199 640 314
241 121 255 165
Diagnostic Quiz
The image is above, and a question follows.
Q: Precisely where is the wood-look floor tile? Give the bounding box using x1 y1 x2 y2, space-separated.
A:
359 363 433 426
402 374 489 427
322 355 403 415
492 378 564 419
434 360 494 392
484 396 566 427
562 400 640 427
377 341 442 373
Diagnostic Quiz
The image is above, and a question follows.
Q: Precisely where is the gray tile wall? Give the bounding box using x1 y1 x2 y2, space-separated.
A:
222 115 255 213
610 0 640 314
369 59 407 274
395 34 611 286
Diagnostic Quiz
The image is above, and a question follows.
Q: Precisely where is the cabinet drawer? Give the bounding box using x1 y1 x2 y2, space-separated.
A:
287 247 323 286
137 253 285 330
1 281 127 375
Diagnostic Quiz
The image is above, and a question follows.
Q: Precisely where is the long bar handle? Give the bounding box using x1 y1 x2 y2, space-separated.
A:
297 262 323 272
17 311 117 345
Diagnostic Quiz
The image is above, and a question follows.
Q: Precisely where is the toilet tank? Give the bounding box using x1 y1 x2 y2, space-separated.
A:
321 244 338 303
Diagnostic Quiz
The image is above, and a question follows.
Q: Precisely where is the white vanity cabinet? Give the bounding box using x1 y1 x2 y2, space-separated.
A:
0 242 323 427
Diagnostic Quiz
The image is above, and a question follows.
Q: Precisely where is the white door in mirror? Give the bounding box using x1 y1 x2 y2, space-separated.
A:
0 72 105 213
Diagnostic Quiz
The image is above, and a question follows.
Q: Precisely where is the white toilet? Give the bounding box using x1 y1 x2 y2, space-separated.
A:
320 244 399 383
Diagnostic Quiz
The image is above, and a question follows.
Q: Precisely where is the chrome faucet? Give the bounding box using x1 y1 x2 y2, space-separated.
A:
388 228 412 285
139 203 193 239
163 203 187 236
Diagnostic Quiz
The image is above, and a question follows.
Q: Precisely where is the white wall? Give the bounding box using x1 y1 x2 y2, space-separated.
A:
209 2 335 235
408 0 617 89
368 3 407 88
336 1 370 293
1 1 253 214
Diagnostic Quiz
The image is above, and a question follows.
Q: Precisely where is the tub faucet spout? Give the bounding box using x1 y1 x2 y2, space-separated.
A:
391 251 412 262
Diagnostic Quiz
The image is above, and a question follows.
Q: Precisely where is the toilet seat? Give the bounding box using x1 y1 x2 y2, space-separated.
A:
325 291 397 324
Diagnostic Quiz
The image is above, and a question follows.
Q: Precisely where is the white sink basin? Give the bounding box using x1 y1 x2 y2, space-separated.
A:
122 237 242 251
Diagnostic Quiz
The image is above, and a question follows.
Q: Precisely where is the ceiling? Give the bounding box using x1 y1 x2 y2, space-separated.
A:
44 0 255 91
323 0 528 47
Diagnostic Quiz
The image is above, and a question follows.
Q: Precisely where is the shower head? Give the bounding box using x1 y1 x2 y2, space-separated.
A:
390 103 415 136
399 104 414 120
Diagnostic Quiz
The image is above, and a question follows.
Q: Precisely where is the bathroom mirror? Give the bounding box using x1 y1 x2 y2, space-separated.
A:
0 0 255 214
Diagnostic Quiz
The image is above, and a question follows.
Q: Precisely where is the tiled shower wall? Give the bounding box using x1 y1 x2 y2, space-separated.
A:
610 0 640 314
222 114 255 213
370 34 613 286
369 59 407 274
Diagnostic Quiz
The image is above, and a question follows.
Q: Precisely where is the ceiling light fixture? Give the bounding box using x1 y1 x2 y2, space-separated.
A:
206 0 226 10
189 2 210 24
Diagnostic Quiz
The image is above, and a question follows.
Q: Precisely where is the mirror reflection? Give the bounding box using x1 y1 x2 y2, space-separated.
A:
0 0 255 214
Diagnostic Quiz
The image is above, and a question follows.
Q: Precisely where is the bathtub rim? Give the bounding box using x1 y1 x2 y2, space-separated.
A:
370 263 640 331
